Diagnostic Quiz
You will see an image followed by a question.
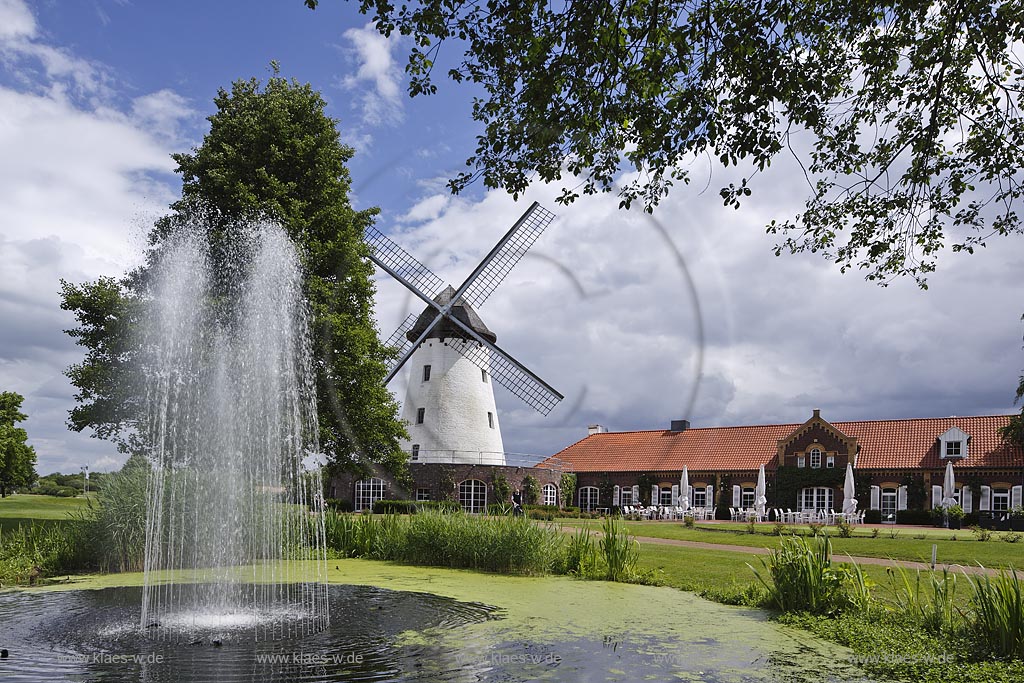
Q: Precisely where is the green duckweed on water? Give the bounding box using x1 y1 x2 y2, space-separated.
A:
16 559 884 682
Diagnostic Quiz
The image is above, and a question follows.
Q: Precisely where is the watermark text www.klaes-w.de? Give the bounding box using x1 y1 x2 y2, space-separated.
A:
57 653 165 665
455 650 562 666
254 652 365 665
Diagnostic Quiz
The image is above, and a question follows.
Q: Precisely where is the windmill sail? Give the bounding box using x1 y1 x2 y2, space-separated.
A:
456 202 556 309
364 225 445 301
446 336 563 416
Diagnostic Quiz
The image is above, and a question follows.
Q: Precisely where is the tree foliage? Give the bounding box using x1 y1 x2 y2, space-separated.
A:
61 72 408 479
307 0 1024 285
0 391 38 497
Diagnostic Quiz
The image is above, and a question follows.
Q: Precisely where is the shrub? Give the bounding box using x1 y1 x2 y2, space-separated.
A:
1003 532 1023 544
969 567 1024 659
835 518 853 538
971 525 994 542
325 498 353 512
869 528 880 538
683 515 695 528
863 509 882 524
415 500 461 513
808 522 824 536
896 509 933 526
372 499 417 515
491 473 511 505
750 536 866 615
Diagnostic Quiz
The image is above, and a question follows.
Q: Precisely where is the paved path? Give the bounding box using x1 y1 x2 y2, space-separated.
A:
628 533 1019 577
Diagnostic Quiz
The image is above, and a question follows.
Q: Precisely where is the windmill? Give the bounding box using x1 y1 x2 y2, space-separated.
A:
364 202 563 465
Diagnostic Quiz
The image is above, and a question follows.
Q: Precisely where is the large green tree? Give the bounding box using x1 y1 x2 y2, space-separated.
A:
306 0 1024 286
61 72 408 480
0 391 38 497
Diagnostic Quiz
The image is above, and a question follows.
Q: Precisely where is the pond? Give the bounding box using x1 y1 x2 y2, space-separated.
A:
0 561 886 682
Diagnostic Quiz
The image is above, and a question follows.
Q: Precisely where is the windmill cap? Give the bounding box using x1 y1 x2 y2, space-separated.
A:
407 285 498 344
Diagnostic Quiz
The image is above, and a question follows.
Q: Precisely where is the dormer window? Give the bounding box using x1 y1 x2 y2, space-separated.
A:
938 427 969 459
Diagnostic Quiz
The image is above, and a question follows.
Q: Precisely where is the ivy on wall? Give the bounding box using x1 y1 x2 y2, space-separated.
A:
773 466 844 508
901 473 926 510
636 473 655 505
597 474 615 506
559 472 577 508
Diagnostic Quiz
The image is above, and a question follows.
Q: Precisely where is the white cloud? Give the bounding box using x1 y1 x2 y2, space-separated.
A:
0 0 35 40
131 89 196 144
0 6 190 474
339 22 404 127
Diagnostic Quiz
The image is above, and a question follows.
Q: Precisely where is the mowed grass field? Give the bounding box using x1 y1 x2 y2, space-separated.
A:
558 518 1024 570
0 494 90 533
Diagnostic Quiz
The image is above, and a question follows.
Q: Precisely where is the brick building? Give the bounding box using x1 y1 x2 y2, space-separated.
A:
543 410 1024 519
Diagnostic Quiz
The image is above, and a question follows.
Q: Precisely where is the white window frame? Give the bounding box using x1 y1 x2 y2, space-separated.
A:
459 479 487 513
579 486 600 512
826 455 835 468
620 488 634 506
411 444 420 461
797 456 805 468
692 488 707 508
355 477 385 511
741 487 755 508
946 440 961 457
993 487 1011 512
542 483 558 506
800 486 834 512
415 488 431 501
880 488 897 520
809 448 822 469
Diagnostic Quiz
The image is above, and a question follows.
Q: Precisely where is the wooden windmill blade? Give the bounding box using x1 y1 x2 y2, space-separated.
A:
443 312 564 416
364 225 446 302
453 202 556 309
381 313 420 379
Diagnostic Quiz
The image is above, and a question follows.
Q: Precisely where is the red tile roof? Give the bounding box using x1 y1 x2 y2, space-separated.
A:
547 415 1023 473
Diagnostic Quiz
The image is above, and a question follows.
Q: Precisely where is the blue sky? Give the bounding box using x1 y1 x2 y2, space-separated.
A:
2 0 1023 475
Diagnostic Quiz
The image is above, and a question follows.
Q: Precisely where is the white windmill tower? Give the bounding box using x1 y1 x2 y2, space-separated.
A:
364 202 563 465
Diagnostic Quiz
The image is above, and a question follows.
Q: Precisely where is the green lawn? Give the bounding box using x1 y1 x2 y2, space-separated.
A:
558 518 1024 570
0 494 91 533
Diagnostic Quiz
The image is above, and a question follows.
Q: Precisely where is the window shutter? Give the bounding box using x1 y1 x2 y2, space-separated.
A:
732 485 741 507
632 485 640 502
897 486 908 511
980 486 991 511
931 485 943 509
962 487 972 513
613 485 620 506
1013 486 1023 509
671 484 679 505
651 484 659 505
870 486 880 510
706 485 714 508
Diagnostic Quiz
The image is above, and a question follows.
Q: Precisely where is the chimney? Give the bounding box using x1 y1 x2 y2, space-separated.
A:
813 409 820 419
588 424 608 436
670 419 690 432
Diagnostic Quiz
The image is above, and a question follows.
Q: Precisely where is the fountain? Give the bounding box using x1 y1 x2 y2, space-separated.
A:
138 220 329 640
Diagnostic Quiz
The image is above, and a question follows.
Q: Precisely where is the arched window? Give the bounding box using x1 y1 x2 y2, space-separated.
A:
799 487 833 511
809 448 822 469
542 483 558 507
355 477 384 511
579 486 600 511
459 479 487 513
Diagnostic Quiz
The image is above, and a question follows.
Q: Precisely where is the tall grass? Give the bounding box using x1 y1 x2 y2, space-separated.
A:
750 535 865 614
0 522 90 585
886 565 961 634
968 566 1024 659
599 516 639 582
323 510 561 574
